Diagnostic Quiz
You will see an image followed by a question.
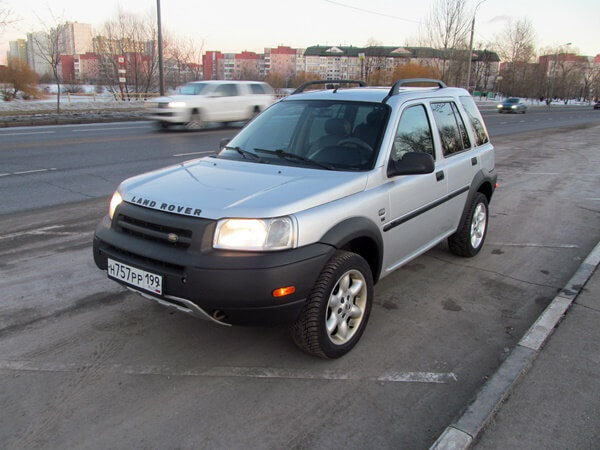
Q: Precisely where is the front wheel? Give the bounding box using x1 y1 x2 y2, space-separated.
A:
291 250 373 359
448 192 489 257
185 110 204 130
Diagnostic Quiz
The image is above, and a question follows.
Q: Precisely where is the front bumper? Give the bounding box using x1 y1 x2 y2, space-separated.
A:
93 202 334 325
145 107 188 123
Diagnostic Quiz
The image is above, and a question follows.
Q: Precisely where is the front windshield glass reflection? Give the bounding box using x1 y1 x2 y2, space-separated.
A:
218 99 390 172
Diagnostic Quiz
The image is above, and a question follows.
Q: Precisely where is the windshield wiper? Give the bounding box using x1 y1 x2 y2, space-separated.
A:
253 148 333 170
222 146 262 162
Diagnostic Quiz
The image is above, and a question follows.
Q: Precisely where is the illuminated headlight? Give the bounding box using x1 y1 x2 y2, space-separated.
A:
496 104 502 108
168 101 186 108
109 190 123 220
511 105 517 109
214 217 295 251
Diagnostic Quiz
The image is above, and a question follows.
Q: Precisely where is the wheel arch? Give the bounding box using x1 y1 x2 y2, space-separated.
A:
318 217 383 283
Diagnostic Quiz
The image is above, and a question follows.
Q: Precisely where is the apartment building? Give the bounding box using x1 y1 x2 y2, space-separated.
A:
7 39 27 63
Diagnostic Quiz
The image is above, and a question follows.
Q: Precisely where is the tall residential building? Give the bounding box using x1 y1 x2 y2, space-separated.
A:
7 39 28 63
62 22 93 55
26 32 53 78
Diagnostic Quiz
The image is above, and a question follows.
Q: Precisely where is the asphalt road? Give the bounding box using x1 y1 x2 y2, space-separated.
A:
0 108 599 449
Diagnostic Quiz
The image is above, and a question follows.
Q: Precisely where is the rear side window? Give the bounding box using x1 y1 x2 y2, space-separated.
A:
391 104 435 161
431 102 471 156
460 96 489 146
250 83 266 94
214 84 239 97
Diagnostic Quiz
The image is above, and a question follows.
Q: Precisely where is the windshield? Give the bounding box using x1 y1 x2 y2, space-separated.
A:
506 98 520 103
180 83 209 95
217 99 390 171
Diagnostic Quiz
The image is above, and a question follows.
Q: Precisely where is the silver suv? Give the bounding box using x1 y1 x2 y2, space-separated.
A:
93 79 497 358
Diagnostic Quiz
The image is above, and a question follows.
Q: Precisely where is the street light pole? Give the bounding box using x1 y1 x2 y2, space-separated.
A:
157 0 165 96
466 0 487 92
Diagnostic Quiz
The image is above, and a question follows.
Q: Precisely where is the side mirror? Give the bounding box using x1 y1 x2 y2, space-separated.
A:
219 138 231 150
387 152 435 177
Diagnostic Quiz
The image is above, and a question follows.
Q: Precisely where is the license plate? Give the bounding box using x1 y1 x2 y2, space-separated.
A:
107 258 163 295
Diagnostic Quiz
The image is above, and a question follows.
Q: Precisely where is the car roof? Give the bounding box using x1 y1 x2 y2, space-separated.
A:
282 85 471 105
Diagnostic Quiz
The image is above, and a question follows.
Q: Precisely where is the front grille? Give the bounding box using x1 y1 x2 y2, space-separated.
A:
116 214 192 249
158 103 169 109
102 242 185 275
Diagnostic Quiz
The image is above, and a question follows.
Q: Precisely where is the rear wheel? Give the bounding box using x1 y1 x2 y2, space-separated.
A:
448 192 488 257
291 250 373 359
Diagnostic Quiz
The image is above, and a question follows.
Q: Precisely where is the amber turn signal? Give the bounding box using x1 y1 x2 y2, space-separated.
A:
272 286 296 298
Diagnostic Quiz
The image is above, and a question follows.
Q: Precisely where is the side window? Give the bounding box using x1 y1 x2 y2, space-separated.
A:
250 83 266 94
214 84 239 97
391 104 435 162
431 102 471 156
459 96 489 146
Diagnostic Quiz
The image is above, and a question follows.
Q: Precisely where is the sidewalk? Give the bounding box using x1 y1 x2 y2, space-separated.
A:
474 263 600 449
432 241 600 449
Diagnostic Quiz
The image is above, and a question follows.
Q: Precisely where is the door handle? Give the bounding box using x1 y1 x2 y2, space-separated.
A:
436 171 444 181
471 157 478 166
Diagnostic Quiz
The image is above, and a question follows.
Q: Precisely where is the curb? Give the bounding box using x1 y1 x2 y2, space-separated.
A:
430 240 600 450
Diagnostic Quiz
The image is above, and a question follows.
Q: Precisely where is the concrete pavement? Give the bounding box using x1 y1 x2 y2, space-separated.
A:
432 240 600 449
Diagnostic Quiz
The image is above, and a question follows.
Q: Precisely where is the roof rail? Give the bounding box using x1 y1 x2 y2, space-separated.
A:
382 78 447 103
292 79 367 95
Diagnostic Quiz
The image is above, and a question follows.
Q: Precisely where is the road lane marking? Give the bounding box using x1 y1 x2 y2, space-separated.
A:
172 150 214 157
0 131 56 136
0 360 458 384
71 126 150 133
0 225 79 240
0 168 57 177
487 242 579 249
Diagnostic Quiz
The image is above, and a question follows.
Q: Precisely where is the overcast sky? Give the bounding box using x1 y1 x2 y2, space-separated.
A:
2 0 599 63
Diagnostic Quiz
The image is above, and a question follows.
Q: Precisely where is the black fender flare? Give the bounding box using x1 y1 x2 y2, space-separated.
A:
319 217 384 282
455 169 497 233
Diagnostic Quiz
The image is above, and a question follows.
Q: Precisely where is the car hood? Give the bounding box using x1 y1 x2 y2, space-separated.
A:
119 158 368 219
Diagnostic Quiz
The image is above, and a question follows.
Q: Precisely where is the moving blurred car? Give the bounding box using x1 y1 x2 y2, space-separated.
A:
146 81 275 129
497 97 527 114
593 101 600 110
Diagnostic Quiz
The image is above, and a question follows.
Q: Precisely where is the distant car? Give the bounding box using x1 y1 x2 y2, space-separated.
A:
146 81 276 130
594 101 600 110
497 97 527 114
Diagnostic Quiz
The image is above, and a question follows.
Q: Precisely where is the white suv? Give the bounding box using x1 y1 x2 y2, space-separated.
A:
145 80 275 129
95 79 497 358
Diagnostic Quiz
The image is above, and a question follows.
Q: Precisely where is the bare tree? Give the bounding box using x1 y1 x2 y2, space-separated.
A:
164 34 205 86
0 1 17 31
0 57 39 100
423 0 470 85
30 11 68 112
495 18 536 96
98 8 159 99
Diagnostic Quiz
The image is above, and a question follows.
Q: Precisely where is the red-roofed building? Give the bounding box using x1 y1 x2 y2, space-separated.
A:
203 51 224 80
268 46 298 81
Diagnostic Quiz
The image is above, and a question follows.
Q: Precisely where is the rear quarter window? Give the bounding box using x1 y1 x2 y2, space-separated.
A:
459 96 489 146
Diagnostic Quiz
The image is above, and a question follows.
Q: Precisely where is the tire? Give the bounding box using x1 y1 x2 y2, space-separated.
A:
291 250 373 359
448 192 489 257
156 121 170 131
185 110 204 130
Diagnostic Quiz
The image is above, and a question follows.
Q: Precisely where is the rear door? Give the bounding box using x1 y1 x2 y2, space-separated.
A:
429 99 482 231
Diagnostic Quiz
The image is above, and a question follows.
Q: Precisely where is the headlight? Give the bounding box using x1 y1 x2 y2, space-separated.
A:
213 217 295 251
511 105 517 109
496 104 502 108
168 101 186 108
109 191 123 220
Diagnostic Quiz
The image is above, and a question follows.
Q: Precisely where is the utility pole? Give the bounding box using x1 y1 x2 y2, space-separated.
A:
157 0 165 96
466 0 487 92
